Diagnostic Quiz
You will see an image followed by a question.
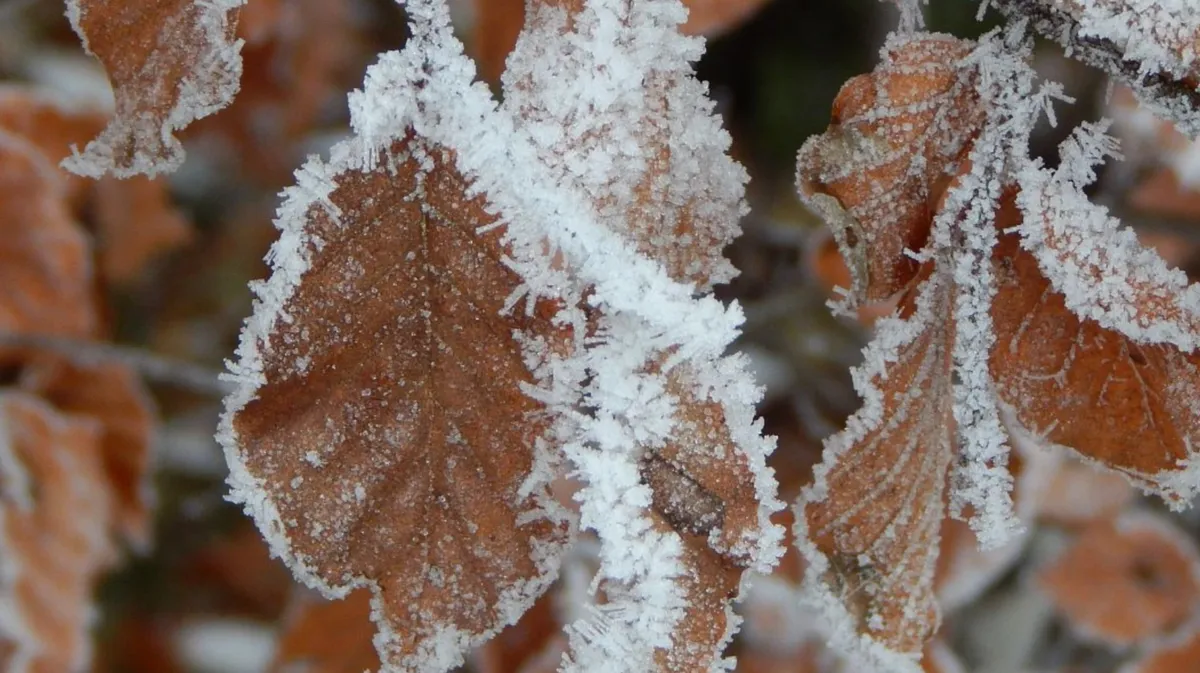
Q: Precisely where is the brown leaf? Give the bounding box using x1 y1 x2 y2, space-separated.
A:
63 0 243 177
180 522 294 619
506 1 746 290
17 357 155 549
0 130 98 352
1124 623 1200 673
1038 511 1200 646
990 228 1200 501
0 86 107 206
0 393 116 672
225 137 572 671
269 590 381 673
796 34 984 304
800 267 955 658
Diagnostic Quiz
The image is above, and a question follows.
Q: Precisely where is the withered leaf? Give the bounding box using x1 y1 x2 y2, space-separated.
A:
0 130 97 352
63 0 244 177
1038 511 1200 646
0 393 116 673
991 230 1200 503
796 34 983 304
798 268 955 661
0 88 192 283
224 136 571 672
506 0 746 290
269 589 381 673
18 357 155 549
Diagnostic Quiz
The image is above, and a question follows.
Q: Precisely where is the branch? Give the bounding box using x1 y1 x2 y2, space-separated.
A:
0 332 231 397
989 0 1200 137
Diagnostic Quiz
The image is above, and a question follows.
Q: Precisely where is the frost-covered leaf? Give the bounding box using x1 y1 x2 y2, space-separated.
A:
994 218 1200 504
503 0 747 290
62 0 245 177
796 33 984 305
0 393 117 672
17 358 155 549
222 135 572 673
796 267 955 669
0 86 192 284
1038 510 1200 646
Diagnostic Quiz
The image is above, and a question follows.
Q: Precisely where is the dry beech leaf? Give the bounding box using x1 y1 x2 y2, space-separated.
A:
17 357 155 549
506 0 747 291
0 86 107 206
0 393 116 673
799 265 955 660
796 34 984 304
224 136 572 672
181 522 293 618
990 227 1200 497
1039 511 1200 646
63 0 244 177
0 129 97 351
90 175 191 284
270 589 381 673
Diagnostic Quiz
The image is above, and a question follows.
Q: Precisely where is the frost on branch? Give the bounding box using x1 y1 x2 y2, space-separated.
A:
221 134 573 673
62 0 245 177
988 0 1200 136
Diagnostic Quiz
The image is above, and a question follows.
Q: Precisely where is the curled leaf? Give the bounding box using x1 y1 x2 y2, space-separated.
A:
796 33 983 304
797 267 955 666
63 0 245 177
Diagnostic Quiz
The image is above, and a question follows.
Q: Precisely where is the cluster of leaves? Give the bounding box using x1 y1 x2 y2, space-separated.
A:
15 0 1200 671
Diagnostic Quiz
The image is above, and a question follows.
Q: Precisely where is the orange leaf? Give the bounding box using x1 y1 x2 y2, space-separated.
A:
799 267 955 661
90 175 191 284
1038 511 1200 646
991 229 1200 501
17 357 155 549
63 0 244 177
224 137 572 671
0 393 117 672
0 86 192 284
796 34 984 305
0 130 97 350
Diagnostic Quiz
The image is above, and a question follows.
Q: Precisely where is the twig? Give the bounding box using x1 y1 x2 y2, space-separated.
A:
0 332 232 397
